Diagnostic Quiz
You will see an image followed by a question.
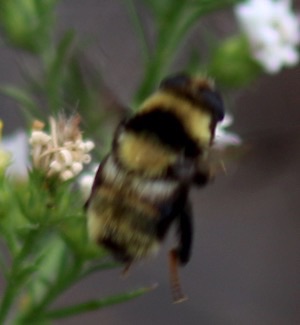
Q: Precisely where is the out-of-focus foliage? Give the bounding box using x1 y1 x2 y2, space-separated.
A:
0 0 299 323
0 169 149 323
0 0 58 53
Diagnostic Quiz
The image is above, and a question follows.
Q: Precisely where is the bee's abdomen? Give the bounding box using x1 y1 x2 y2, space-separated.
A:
87 156 179 261
87 185 160 261
101 155 179 203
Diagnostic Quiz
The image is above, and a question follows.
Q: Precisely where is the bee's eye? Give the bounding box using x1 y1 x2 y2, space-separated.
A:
159 73 190 90
200 89 225 122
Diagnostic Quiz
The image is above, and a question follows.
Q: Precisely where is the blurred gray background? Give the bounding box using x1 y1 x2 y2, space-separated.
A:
1 1 300 324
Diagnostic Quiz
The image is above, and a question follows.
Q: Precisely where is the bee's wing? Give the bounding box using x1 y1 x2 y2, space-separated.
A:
207 144 248 176
72 53 132 129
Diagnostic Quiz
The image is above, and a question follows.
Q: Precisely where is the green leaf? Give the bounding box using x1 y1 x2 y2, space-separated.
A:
208 35 262 88
124 0 150 62
26 237 69 304
133 0 246 105
14 264 38 287
0 85 40 119
45 286 156 320
80 260 122 279
45 31 76 111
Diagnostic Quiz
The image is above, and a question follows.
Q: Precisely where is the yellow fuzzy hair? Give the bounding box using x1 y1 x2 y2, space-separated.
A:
87 185 160 259
139 90 212 147
117 132 178 177
117 89 213 177
91 185 158 218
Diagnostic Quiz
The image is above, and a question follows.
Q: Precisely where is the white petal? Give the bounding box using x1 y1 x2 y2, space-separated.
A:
217 114 233 129
234 0 300 74
280 45 299 66
78 174 94 199
71 162 83 174
215 132 241 147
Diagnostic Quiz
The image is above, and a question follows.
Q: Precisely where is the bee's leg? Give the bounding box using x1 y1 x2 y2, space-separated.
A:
168 248 188 303
121 262 132 277
176 201 193 265
169 201 192 303
194 160 212 187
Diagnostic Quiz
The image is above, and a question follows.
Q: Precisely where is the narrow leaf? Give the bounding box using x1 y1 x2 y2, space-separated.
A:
46 31 75 111
0 85 40 119
45 285 156 319
80 261 122 279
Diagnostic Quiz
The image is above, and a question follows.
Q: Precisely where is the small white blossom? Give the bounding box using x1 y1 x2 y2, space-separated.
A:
214 114 241 149
77 164 98 200
29 130 51 145
1 128 28 178
29 115 95 181
235 0 300 73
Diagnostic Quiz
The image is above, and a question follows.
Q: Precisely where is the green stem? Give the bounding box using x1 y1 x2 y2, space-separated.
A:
20 256 83 322
0 231 40 324
133 0 245 106
0 282 17 325
0 251 7 276
124 0 150 63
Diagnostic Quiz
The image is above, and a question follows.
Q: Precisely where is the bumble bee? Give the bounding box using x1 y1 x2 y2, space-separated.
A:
85 73 225 302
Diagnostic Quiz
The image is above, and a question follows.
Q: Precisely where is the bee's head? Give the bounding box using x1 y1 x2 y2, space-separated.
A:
159 73 225 124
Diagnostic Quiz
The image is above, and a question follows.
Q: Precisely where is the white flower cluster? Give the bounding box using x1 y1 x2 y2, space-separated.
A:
235 0 300 73
214 114 241 149
29 115 94 181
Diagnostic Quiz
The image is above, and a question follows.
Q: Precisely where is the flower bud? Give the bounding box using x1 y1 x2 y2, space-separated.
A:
49 160 63 172
29 131 51 145
60 169 74 181
71 162 83 175
84 140 95 152
208 36 262 88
